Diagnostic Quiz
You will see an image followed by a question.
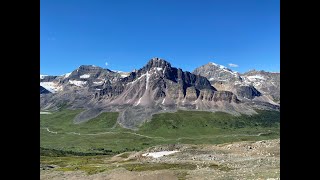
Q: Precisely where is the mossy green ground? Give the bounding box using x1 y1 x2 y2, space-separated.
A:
40 155 228 175
41 109 279 175
41 109 279 154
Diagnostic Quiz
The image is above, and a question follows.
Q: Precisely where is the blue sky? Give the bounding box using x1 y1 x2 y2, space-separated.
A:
40 0 279 75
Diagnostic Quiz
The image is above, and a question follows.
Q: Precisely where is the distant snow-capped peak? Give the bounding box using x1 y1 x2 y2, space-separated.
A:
209 62 230 70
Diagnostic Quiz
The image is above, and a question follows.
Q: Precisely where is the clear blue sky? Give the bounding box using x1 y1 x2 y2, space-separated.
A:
40 0 279 75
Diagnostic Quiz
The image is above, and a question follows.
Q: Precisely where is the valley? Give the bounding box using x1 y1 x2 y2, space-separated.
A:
40 109 279 179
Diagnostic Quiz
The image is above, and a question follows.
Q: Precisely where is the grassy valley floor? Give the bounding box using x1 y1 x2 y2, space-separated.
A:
40 109 279 179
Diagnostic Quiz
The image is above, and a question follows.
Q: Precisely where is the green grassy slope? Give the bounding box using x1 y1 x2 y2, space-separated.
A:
40 109 279 155
40 109 119 133
139 110 279 137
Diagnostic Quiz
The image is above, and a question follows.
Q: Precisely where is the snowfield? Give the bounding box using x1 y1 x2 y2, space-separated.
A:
135 97 142 106
64 72 71 78
127 73 147 85
69 80 87 87
40 82 62 93
121 74 129 78
80 74 91 79
247 75 265 81
142 151 179 158
93 81 104 85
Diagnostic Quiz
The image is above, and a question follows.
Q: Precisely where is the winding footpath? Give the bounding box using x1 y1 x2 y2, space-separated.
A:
41 127 269 141
41 128 57 134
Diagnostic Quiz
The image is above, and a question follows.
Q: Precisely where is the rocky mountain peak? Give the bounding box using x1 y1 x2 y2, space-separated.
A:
208 62 231 71
77 65 105 72
193 62 240 83
144 57 172 70
66 65 115 80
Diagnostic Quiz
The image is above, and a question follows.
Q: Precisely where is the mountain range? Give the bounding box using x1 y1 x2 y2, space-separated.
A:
40 58 280 129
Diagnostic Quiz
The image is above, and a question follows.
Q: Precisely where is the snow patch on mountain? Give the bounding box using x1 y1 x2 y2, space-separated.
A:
162 98 166 104
210 62 218 66
146 71 150 90
69 80 87 87
128 73 147 85
80 74 90 79
121 74 129 78
112 70 125 73
135 97 142 106
64 72 71 78
40 82 62 93
210 62 228 69
247 75 265 81
93 81 104 85
219 65 226 69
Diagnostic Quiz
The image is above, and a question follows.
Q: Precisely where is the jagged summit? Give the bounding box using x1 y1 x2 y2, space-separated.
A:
144 57 172 70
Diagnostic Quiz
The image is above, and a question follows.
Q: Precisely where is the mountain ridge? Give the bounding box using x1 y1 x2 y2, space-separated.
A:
40 57 279 129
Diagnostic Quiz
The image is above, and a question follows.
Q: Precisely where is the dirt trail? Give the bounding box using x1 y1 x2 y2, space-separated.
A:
41 127 269 140
41 128 57 134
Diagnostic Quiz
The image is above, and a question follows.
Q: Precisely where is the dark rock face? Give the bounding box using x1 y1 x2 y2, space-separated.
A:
213 91 239 103
185 87 199 101
198 89 215 101
94 58 217 102
96 84 125 99
236 85 261 100
40 86 51 94
40 76 59 82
